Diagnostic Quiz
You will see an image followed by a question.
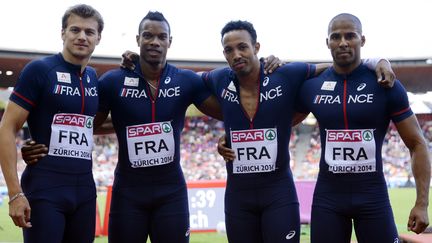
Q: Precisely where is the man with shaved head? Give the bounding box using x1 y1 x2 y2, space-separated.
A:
296 13 430 243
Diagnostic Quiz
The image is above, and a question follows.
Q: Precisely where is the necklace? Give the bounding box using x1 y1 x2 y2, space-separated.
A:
146 80 158 90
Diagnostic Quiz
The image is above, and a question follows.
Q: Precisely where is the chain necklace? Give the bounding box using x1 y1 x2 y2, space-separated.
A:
146 80 158 90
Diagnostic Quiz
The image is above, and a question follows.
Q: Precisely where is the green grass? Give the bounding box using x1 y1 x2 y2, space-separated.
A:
0 188 430 243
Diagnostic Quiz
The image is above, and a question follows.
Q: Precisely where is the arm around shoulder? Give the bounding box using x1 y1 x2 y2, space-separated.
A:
197 95 223 120
314 63 332 76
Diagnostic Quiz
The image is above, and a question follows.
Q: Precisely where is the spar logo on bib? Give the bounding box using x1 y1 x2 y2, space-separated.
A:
231 129 276 143
127 122 172 138
162 122 172 133
128 123 161 138
362 130 373 141
232 130 264 143
265 129 276 141
327 130 373 142
53 114 89 127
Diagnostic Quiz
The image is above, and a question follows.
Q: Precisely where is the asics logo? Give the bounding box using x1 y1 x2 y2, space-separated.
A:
185 228 190 237
263 77 269 87
286 230 296 240
164 77 171 84
357 83 366 91
393 238 399 243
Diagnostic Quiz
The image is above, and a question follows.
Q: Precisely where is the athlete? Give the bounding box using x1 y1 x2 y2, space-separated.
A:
95 11 225 243
0 4 103 243
201 20 333 243
295 13 430 243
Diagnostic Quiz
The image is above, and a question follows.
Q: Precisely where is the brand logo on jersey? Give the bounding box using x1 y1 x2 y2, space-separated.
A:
286 230 296 240
86 75 91 83
53 114 91 128
321 81 337 91
164 76 171 84
263 77 270 87
124 77 139 87
327 130 373 142
314 94 374 104
260 85 282 101
127 123 166 138
227 81 236 92
56 72 71 84
232 130 265 143
357 83 366 91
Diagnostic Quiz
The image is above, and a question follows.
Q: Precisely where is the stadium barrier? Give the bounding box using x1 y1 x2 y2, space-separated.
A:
95 202 103 236
99 180 316 235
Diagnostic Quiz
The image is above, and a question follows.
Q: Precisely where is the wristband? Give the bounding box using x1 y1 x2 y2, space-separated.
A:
8 192 25 204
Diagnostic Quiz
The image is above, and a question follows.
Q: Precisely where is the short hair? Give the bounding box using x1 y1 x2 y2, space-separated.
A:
328 13 362 35
221 20 257 45
138 11 171 35
62 4 104 33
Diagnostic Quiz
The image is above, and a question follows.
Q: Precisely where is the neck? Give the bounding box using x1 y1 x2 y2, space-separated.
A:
61 51 89 73
333 59 361 75
237 61 260 89
140 58 165 81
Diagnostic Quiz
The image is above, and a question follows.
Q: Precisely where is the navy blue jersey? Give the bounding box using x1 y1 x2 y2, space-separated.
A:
297 63 408 243
297 63 412 183
203 62 315 189
10 53 99 174
98 63 212 183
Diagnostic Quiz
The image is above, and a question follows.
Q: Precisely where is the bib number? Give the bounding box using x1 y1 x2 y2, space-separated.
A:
126 121 175 168
325 129 376 173
230 128 277 174
48 113 94 160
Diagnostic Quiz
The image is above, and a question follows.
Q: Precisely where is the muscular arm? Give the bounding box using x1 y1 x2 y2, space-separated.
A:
292 112 309 127
0 101 32 228
395 115 431 233
196 95 223 120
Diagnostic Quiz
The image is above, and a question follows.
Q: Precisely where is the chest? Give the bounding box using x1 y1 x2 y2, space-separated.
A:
110 78 192 122
305 79 388 128
44 73 99 115
218 79 297 127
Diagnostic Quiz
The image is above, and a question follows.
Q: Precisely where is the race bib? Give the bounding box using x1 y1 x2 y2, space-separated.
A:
48 113 93 160
126 121 175 168
230 128 277 174
325 129 376 173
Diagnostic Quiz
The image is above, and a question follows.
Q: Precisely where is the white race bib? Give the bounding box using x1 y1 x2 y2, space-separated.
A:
230 128 277 174
48 113 94 160
325 129 376 173
126 121 175 168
